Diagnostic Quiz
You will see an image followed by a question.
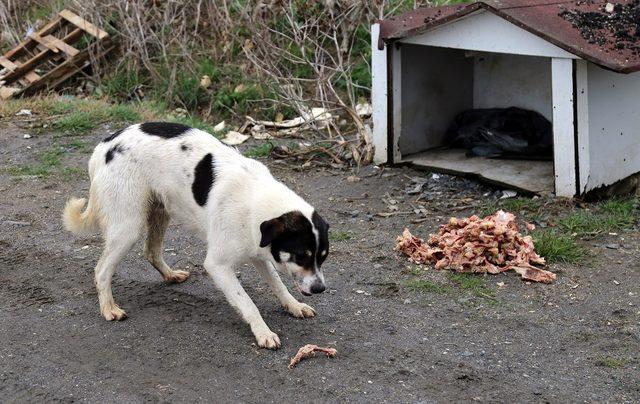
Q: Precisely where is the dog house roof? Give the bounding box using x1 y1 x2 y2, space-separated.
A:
378 0 640 73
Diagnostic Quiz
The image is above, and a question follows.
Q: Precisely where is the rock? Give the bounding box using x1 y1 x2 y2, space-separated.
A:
350 210 360 218
605 2 614 13
500 190 518 199
605 243 621 250
2 220 31 226
15 109 32 116
461 350 473 357
23 134 32 139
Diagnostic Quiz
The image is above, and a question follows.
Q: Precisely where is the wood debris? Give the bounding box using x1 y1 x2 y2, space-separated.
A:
288 344 337 369
0 9 114 99
395 210 556 283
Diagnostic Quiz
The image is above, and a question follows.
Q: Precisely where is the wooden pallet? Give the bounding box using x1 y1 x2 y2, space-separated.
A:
0 9 114 99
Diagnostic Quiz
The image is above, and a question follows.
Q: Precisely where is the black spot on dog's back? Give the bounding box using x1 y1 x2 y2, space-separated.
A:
192 153 214 206
180 143 190 151
105 143 126 164
102 128 126 143
140 122 191 139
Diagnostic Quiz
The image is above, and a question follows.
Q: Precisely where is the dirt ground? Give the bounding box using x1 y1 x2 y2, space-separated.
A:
1 123 639 403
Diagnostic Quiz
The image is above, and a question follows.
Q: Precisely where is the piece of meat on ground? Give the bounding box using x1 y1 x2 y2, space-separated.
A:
288 344 338 369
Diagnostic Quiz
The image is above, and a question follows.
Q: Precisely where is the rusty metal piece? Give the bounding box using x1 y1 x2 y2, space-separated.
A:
379 0 640 73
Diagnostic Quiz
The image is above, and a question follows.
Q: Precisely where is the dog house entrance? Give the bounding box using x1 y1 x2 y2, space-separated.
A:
395 46 555 194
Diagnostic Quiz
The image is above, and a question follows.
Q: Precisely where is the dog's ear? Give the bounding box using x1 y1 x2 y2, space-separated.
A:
259 217 285 247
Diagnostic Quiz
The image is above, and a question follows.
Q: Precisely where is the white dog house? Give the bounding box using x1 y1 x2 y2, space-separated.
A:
372 0 640 196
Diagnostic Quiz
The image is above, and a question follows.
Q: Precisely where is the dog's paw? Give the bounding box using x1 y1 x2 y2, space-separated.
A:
285 301 316 318
164 270 190 283
102 305 127 321
255 331 281 350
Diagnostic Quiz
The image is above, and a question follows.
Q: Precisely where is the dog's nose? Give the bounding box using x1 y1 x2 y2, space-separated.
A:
310 282 326 294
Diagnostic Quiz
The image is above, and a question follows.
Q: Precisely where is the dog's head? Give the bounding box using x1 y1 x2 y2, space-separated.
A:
259 210 329 295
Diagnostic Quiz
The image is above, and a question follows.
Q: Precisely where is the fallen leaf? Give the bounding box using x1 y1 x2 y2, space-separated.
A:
221 131 250 145
213 121 226 132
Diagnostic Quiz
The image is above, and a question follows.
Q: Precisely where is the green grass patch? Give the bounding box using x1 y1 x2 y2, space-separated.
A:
406 265 424 276
107 104 141 122
60 167 85 178
405 279 451 294
51 101 141 135
5 146 66 178
596 356 629 368
448 273 496 300
479 197 543 219
52 111 98 134
532 230 584 264
167 115 215 134
101 68 147 99
245 142 274 158
329 230 353 242
63 139 93 154
558 198 637 236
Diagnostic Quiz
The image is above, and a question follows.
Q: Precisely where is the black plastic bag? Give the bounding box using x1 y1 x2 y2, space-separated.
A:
447 107 553 160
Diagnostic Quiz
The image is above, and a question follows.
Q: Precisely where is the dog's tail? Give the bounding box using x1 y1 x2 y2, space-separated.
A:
63 196 99 235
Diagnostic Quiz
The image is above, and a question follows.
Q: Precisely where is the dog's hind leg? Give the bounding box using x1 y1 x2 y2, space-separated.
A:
95 220 142 321
253 260 316 318
144 200 189 283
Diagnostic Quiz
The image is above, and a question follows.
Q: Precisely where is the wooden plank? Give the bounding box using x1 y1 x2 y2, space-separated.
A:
0 56 41 84
0 86 21 100
0 55 18 71
4 16 64 60
403 149 555 195
28 33 60 53
22 43 114 95
44 35 79 56
59 9 108 40
1 27 84 85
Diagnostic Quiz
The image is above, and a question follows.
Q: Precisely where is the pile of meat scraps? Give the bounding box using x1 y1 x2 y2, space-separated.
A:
395 210 556 283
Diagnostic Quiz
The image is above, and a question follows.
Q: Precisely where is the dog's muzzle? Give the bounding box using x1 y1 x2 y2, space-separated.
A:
295 274 326 296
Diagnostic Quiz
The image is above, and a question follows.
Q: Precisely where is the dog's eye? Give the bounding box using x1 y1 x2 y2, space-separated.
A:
305 250 312 257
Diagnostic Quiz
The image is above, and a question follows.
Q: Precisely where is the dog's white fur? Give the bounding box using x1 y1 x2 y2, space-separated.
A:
63 124 324 349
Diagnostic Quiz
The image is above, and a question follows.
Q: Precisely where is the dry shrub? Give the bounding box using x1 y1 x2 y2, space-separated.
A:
0 0 435 165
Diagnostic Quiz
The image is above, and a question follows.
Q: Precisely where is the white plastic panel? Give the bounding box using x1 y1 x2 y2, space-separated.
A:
551 58 576 197
586 64 640 191
399 44 473 155
575 60 590 194
473 53 552 121
371 23 388 164
399 11 577 59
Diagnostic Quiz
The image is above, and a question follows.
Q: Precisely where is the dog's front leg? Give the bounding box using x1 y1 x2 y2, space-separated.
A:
205 259 280 349
253 260 316 318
